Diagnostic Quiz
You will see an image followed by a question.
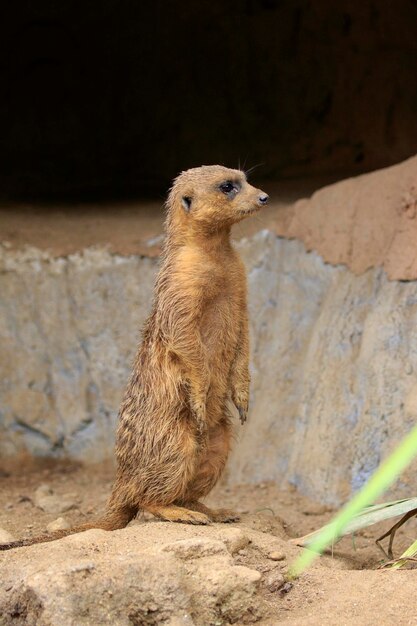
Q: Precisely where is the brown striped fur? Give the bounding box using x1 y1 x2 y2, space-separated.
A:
1 165 268 550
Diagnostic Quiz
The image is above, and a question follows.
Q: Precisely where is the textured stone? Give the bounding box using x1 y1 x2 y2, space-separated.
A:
215 528 250 555
268 551 286 562
162 537 227 559
263 569 285 592
230 231 417 504
33 485 77 515
0 524 263 626
0 246 156 461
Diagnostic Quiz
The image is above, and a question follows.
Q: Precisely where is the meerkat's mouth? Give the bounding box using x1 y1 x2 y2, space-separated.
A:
239 206 261 216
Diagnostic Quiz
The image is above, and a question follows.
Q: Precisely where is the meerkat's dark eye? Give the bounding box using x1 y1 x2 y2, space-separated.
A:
181 196 192 212
219 181 237 195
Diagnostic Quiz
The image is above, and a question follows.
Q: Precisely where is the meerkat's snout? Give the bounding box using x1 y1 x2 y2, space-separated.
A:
258 193 269 206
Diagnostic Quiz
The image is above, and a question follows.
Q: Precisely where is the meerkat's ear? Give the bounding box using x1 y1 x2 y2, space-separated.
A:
181 196 192 212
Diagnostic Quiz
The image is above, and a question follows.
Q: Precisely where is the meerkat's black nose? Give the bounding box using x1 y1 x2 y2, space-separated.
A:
258 194 269 205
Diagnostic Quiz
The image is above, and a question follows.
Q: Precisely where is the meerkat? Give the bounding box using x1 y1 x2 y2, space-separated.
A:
1 165 269 550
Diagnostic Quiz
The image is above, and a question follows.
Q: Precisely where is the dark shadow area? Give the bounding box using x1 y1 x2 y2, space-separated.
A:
1 0 417 200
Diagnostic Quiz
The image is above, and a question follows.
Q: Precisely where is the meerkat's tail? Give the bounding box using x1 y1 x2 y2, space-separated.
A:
0 505 137 551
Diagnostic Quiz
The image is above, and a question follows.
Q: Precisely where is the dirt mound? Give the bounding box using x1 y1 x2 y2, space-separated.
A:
0 522 293 626
2 464 417 624
275 155 417 279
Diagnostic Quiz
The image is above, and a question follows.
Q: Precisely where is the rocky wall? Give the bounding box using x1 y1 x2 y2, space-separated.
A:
0 247 156 461
1 231 417 504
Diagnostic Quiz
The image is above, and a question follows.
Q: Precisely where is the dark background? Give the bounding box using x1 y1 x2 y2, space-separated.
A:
1 0 417 200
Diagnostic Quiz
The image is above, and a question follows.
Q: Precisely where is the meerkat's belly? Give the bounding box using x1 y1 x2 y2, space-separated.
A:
200 294 241 373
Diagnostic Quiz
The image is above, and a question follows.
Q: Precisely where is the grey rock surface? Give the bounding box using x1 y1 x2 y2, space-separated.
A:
0 246 157 461
231 232 417 504
1 233 417 503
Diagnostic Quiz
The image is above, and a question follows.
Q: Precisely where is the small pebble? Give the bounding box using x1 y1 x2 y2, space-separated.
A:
46 517 71 533
280 581 293 595
34 484 77 514
268 551 286 561
0 528 15 544
264 569 285 592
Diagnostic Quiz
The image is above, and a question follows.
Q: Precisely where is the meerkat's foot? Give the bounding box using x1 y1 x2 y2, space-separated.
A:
183 501 240 523
144 504 211 525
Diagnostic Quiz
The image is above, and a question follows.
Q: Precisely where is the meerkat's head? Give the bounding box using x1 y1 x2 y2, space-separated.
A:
166 165 269 232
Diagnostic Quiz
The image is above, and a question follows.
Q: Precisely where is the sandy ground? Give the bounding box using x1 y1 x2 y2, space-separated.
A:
1 461 417 624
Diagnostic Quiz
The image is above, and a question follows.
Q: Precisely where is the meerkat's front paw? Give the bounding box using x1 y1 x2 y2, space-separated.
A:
232 392 249 424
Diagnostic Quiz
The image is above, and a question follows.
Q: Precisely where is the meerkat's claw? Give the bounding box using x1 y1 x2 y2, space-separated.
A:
236 405 247 424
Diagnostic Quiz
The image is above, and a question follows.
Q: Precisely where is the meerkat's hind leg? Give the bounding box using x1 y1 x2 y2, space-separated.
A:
144 504 211 525
180 501 240 523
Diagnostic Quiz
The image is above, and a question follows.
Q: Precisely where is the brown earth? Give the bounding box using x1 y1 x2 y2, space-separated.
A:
1 461 417 625
275 155 417 280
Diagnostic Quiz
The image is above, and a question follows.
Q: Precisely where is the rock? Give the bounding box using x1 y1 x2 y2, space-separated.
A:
268 551 286 561
34 485 77 514
46 517 71 533
0 528 15 544
0 246 157 463
0 524 266 626
162 537 227 559
264 569 285 592
280 581 293 595
229 230 417 505
192 560 262 624
215 528 250 555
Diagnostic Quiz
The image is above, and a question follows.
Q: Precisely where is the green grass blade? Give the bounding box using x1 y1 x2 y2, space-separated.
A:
289 423 417 578
294 498 417 547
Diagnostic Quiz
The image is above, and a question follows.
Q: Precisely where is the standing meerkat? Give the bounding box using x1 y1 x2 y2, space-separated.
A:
1 165 268 550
